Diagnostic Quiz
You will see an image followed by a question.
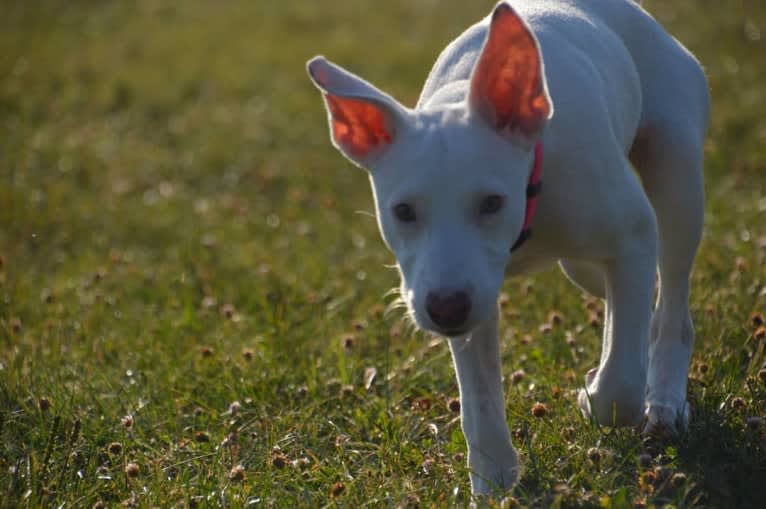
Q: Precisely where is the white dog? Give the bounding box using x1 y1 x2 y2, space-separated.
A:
307 0 709 496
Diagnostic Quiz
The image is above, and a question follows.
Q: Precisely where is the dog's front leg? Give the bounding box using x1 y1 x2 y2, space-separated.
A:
449 309 518 496
577 245 657 427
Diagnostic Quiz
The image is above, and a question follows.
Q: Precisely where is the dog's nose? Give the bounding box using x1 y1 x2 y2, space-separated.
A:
425 290 471 331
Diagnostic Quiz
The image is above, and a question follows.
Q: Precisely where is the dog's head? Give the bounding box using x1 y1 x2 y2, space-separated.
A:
307 3 552 337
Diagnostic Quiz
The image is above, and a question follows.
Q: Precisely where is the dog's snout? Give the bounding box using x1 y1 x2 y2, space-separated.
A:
425 290 472 331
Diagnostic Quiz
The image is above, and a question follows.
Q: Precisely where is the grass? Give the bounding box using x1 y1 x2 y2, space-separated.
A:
1 0 765 506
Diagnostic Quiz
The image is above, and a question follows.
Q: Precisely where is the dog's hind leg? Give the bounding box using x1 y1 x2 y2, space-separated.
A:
630 106 708 434
620 19 710 432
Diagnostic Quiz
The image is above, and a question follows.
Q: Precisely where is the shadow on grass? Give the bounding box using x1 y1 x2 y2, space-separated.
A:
670 381 766 508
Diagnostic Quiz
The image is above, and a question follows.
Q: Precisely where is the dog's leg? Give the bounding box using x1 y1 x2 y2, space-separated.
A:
577 225 657 426
631 124 705 434
559 259 605 298
449 309 518 495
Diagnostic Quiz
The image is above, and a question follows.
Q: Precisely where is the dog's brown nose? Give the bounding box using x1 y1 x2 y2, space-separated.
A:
425 290 471 331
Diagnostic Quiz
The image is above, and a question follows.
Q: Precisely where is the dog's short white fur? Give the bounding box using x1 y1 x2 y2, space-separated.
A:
307 0 709 496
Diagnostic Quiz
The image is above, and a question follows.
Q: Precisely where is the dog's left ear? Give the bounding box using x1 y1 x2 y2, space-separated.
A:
469 2 553 145
307 56 409 169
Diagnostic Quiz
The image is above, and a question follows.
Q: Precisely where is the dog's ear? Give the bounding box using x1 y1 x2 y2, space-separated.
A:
307 56 408 169
469 2 553 145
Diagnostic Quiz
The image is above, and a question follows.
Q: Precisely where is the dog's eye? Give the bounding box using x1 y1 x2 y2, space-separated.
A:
479 195 505 215
393 203 417 223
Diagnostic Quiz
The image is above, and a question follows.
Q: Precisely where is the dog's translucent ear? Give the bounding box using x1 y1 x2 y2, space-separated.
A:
469 2 553 144
307 56 407 168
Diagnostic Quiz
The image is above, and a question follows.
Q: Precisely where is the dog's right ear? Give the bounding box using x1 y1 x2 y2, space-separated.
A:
468 2 553 146
307 56 409 169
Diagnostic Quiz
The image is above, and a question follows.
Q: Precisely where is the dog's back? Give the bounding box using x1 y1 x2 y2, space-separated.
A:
419 0 708 154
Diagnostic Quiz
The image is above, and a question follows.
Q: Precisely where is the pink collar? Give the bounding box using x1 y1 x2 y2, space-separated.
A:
510 141 543 252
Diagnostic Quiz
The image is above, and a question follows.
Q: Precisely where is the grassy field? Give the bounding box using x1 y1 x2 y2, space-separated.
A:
1 0 765 507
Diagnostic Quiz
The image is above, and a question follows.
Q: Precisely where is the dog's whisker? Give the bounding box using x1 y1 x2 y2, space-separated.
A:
384 297 407 318
383 286 402 299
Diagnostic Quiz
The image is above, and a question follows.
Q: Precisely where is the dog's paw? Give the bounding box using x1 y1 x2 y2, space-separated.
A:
643 401 689 437
468 447 519 497
577 367 645 427
469 494 518 509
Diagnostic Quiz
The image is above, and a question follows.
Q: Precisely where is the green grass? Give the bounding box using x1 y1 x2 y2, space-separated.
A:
1 0 765 507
